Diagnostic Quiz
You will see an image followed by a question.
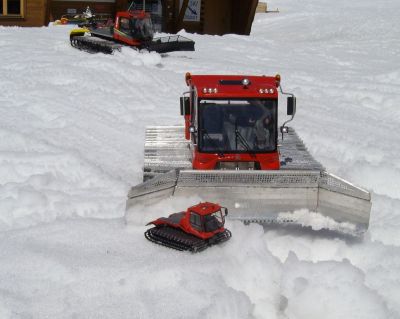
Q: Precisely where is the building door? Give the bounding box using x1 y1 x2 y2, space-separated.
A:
203 0 231 35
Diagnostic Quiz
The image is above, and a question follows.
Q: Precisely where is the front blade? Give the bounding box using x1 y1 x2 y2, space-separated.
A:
127 169 371 235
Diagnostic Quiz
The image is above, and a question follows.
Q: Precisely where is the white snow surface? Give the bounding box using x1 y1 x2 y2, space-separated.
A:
1 0 400 317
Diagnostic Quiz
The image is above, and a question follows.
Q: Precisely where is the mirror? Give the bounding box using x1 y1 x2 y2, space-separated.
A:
287 96 296 116
180 97 190 116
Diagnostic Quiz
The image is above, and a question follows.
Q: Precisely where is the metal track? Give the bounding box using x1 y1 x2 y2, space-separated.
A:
144 226 231 252
70 36 122 54
143 126 192 180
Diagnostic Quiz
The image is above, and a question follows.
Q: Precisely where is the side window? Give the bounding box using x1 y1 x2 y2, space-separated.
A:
120 17 130 33
1 0 24 16
190 212 202 231
7 0 20 14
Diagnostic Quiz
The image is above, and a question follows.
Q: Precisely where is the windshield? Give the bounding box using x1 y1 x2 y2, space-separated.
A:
204 210 224 232
131 17 154 40
198 99 277 153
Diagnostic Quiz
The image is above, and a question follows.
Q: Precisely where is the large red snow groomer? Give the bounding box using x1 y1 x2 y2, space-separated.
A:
126 73 371 235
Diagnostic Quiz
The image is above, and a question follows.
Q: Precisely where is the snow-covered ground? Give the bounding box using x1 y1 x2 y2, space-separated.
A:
1 0 400 317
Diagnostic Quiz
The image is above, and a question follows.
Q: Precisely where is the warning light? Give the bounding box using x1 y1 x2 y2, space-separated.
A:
185 72 192 86
275 74 281 88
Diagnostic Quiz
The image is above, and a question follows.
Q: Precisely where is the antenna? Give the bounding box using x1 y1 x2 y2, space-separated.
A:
128 0 146 11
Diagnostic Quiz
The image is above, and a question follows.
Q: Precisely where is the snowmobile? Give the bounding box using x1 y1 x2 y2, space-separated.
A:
127 73 372 235
54 6 112 27
145 202 231 252
69 10 195 54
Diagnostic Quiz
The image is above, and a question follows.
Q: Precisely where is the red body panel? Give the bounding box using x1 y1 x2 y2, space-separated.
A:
113 31 142 46
184 114 191 140
113 11 149 46
190 75 279 99
192 149 280 170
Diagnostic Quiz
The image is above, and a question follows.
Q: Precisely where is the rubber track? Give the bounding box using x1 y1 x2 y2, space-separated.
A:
145 226 232 253
70 36 122 54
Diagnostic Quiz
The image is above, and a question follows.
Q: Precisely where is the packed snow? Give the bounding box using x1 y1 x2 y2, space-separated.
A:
1 0 400 317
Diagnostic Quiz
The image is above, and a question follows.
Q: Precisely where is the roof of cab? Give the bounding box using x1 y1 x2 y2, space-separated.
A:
187 74 279 99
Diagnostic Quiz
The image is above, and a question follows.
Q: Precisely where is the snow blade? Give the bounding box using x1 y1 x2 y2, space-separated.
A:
128 169 371 235
143 35 195 54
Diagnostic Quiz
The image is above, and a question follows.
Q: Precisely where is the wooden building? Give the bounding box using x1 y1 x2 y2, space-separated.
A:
0 0 48 26
1 0 259 36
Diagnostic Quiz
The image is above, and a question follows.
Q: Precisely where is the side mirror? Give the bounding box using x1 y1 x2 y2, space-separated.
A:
180 97 190 116
222 207 228 216
287 96 296 116
189 125 197 133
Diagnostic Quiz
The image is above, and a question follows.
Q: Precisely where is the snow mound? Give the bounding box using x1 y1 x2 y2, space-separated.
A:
0 129 126 231
277 209 357 234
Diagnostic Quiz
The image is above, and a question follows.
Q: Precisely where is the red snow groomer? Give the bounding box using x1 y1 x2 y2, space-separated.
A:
127 73 372 236
145 202 231 252
70 10 195 54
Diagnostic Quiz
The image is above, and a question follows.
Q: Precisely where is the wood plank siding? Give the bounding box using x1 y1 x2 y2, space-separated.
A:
177 0 258 35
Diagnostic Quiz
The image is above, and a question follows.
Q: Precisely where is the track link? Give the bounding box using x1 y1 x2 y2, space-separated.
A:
145 226 231 253
70 36 122 54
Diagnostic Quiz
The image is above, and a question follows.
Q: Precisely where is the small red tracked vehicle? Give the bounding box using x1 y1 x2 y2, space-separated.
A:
145 202 231 252
70 9 194 54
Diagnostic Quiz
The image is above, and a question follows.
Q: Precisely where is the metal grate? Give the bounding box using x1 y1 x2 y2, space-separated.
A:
177 170 320 188
128 169 178 198
319 172 371 201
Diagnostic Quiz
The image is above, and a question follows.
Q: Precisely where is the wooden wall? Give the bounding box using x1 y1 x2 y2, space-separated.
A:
203 0 232 35
256 2 267 13
231 0 258 35
0 0 46 26
176 0 258 36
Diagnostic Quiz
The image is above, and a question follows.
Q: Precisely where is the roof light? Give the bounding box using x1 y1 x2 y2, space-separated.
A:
275 74 281 88
185 72 191 86
242 78 250 86
259 89 265 94
202 88 218 94
269 88 274 93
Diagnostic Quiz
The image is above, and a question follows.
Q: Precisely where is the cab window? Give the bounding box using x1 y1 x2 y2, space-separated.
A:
204 211 223 232
120 17 130 33
190 212 202 231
